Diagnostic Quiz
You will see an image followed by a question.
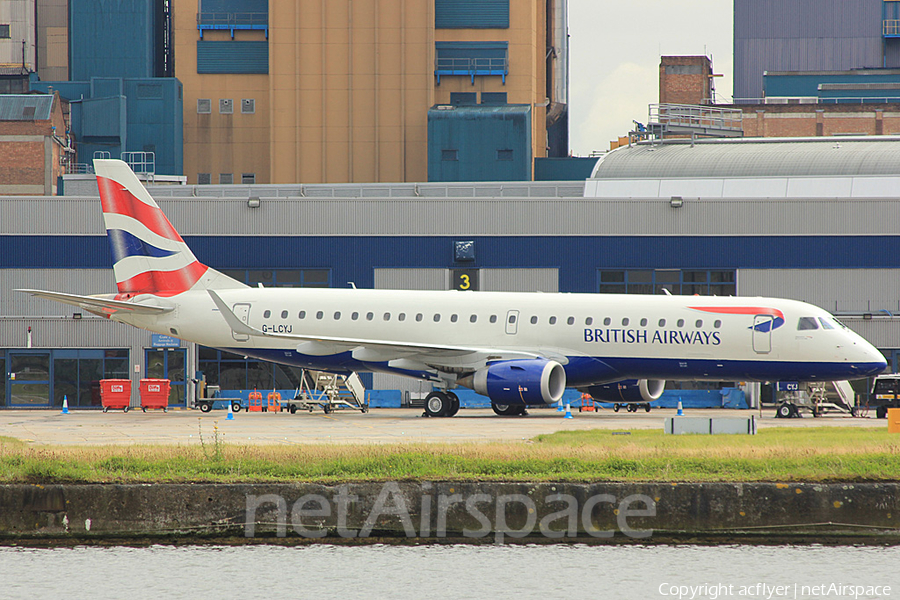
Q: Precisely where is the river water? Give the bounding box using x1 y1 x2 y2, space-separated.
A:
1 543 897 600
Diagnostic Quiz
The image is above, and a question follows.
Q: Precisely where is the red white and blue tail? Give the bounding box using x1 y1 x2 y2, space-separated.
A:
94 159 245 297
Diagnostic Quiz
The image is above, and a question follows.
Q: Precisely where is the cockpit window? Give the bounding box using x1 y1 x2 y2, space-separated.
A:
797 317 819 330
818 317 835 330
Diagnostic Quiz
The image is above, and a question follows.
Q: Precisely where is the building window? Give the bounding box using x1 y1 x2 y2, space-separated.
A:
599 269 736 296
197 173 211 184
442 149 458 161
497 149 513 161
219 99 233 114
481 92 507 104
450 92 477 106
0 25 10 39
241 173 256 184
241 98 255 114
197 98 211 114
219 173 233 184
199 347 304 391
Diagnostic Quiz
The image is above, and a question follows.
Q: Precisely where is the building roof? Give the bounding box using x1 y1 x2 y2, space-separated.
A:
0 94 53 121
591 137 900 179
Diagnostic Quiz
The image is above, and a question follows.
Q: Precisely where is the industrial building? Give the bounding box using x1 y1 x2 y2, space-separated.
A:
3 137 900 409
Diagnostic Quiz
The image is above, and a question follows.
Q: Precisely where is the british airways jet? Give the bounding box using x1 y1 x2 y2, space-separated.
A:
19 160 887 417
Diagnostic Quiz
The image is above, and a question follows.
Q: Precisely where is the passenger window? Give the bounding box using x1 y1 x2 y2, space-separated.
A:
659 319 666 327
818 318 834 330
640 318 648 326
299 311 306 319
798 317 819 330
508 314 516 324
490 315 497 323
603 317 611 326
677 319 684 327
281 310 288 319
384 312 391 321
451 314 458 323
398 313 406 322
714 320 721 328
316 311 324 320
366 312 374 321
434 314 441 322
695 320 702 328
334 311 341 320
416 313 424 322
622 318 629 326
351 312 358 320
549 316 557 325
263 310 271 318
530 316 538 325
585 317 593 326
470 315 477 323
567 317 575 325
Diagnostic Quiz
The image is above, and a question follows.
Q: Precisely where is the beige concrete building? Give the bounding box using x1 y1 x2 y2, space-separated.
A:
175 0 558 184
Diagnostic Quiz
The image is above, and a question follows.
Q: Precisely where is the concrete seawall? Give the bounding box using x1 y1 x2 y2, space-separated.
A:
2 482 898 543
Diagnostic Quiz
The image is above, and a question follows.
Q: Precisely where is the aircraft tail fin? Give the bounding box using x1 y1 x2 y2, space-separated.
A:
94 159 246 297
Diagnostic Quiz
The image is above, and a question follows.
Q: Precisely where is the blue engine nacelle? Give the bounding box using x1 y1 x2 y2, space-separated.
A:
466 359 567 405
586 379 665 403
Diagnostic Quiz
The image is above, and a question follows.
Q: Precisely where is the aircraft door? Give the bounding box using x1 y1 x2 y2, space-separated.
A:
752 315 773 354
232 303 251 341
505 310 519 335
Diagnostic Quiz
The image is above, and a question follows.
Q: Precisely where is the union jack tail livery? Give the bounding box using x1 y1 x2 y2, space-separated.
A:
94 159 244 297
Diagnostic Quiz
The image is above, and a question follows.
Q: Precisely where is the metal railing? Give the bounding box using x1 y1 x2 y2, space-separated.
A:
733 96 900 105
885 19 900 36
435 57 508 83
649 103 744 132
197 12 267 27
122 151 155 176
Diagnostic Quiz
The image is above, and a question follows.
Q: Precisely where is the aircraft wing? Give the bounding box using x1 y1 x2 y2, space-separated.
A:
208 289 541 367
16 289 175 317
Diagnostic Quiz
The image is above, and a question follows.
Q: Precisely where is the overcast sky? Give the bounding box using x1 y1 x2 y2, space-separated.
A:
567 1 734 155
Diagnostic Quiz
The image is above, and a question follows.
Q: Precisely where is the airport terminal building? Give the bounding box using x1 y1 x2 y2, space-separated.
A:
1 136 900 409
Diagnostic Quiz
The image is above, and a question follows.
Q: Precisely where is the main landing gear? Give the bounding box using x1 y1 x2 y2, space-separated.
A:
491 403 528 416
423 391 460 417
613 403 652 413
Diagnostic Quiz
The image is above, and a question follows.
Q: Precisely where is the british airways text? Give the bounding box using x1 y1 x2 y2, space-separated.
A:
584 328 721 345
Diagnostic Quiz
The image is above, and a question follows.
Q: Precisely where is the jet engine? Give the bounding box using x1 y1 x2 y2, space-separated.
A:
585 379 665 403
459 359 566 405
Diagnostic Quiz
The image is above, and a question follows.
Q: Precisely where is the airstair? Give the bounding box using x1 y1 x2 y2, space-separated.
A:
775 381 857 418
285 370 368 414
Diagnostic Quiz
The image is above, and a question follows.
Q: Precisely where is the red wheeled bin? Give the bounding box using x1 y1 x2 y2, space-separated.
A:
100 379 132 413
140 379 171 412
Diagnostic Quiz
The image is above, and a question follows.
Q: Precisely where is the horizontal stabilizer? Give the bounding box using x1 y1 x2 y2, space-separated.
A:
16 289 174 316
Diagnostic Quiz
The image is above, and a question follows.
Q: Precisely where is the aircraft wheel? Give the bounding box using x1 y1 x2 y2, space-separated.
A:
613 403 621 413
425 392 450 417
445 392 460 417
491 403 521 416
627 404 637 413
777 403 793 419
644 404 652 413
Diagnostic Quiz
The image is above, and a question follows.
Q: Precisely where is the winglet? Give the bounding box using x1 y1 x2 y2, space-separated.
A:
207 290 259 337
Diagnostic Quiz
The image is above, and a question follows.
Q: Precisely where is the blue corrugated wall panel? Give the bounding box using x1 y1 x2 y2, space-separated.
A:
428 105 531 182
733 0 886 99
124 78 184 176
69 0 157 80
534 158 598 181
197 41 268 74
201 0 267 13
81 96 126 140
7 236 900 296
435 0 509 28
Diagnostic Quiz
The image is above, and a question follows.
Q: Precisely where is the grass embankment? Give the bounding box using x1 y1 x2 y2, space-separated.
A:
1 428 898 484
